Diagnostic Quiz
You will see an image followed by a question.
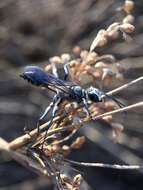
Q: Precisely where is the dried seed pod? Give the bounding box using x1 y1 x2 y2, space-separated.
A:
123 14 135 24
73 174 82 187
90 29 108 51
111 123 124 143
104 101 115 110
61 174 71 184
120 23 135 33
115 73 124 81
44 145 53 156
49 56 61 64
73 116 82 126
107 29 120 40
102 115 113 123
116 63 126 73
72 46 81 55
61 53 71 63
80 50 89 60
106 23 120 39
78 73 94 85
107 22 120 32
95 61 107 68
102 68 115 81
70 60 79 67
65 183 73 190
124 0 134 14
96 54 116 64
112 122 124 132
73 120 82 129
44 144 61 156
92 70 102 79
52 144 61 153
86 52 98 64
90 106 101 116
72 188 80 190
45 64 52 72
65 103 75 113
71 136 85 149
62 145 71 156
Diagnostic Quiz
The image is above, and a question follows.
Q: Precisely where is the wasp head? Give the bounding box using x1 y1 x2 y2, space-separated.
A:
86 86 104 102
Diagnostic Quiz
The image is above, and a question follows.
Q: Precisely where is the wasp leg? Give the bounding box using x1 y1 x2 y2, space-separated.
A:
37 93 60 136
82 98 91 119
41 96 62 148
51 61 59 78
37 62 61 136
23 126 32 138
51 57 70 81
63 62 70 81
37 103 54 135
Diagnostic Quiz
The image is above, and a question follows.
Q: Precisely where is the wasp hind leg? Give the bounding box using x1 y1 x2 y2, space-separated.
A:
37 92 62 136
36 101 56 136
41 96 62 149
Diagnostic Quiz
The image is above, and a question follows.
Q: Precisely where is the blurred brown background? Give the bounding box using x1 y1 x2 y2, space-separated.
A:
0 0 143 190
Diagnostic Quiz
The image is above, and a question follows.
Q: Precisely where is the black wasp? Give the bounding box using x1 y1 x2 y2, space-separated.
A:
20 65 124 136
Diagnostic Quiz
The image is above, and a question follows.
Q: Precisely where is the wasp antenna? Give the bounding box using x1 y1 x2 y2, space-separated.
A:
105 93 125 108
19 74 24 78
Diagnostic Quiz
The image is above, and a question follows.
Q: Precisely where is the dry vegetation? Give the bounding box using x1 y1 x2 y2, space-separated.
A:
0 1 143 190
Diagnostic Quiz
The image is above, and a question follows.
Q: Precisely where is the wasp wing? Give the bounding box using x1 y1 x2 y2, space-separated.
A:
42 72 75 94
22 66 76 94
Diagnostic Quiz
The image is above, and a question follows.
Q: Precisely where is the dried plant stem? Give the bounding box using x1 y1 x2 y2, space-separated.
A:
9 101 143 150
65 159 143 170
0 138 48 176
9 122 74 150
93 101 143 120
107 76 143 96
53 129 78 145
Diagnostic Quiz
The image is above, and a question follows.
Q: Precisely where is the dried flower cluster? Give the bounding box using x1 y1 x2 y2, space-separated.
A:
43 0 135 145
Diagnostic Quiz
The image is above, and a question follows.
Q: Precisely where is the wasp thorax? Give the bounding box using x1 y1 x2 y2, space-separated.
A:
72 86 84 97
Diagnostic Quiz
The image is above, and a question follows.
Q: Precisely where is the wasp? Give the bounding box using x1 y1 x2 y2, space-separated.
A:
20 65 124 140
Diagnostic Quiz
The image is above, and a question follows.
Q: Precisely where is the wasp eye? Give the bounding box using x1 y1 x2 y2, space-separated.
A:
88 92 100 102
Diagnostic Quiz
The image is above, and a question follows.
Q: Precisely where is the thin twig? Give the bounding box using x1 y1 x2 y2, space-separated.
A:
53 129 78 145
0 138 48 175
93 101 143 120
9 123 74 150
65 159 143 170
107 76 143 96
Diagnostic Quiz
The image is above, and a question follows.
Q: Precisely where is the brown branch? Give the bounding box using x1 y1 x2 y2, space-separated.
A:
53 129 78 145
65 159 143 170
0 138 48 176
9 122 74 150
107 76 143 96
93 101 143 120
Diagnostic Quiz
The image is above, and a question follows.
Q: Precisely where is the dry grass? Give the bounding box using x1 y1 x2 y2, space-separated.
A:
0 1 143 190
